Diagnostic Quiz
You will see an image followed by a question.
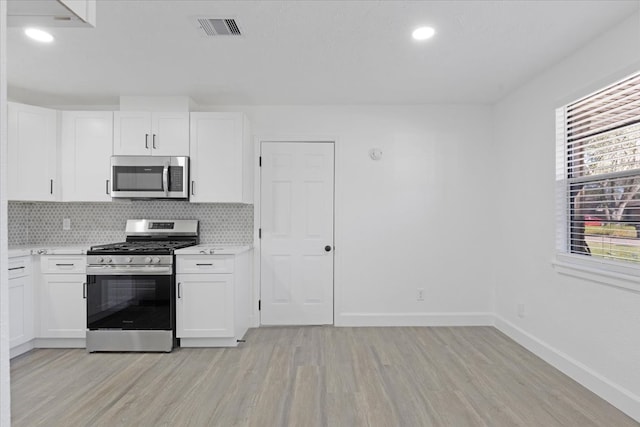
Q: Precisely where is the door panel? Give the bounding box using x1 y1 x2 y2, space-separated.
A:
260 142 334 325
176 275 234 338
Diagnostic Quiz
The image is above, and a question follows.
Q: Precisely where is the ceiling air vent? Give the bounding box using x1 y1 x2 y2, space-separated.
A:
197 18 242 36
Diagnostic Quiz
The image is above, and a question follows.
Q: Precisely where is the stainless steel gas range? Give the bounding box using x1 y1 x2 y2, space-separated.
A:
85 219 199 352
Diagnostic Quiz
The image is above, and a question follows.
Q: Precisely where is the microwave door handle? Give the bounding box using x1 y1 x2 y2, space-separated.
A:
163 163 169 196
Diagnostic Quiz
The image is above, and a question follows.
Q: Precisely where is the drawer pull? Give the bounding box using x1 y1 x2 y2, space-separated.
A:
9 266 25 271
196 263 213 266
55 263 75 267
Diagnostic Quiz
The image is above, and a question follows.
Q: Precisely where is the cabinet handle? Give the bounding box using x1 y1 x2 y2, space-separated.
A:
50 179 53 194
83 282 87 299
196 263 213 266
145 134 149 149
152 134 157 149
8 266 25 271
177 282 181 298
106 179 110 195
55 263 75 267
191 181 195 196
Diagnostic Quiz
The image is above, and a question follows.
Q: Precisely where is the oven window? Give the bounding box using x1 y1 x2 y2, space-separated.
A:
87 275 173 330
113 166 164 191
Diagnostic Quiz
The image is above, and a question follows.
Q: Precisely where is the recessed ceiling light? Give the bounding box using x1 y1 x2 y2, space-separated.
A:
24 28 54 43
412 26 436 41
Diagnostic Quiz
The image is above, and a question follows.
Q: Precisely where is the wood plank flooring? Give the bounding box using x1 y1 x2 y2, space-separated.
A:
10 326 639 426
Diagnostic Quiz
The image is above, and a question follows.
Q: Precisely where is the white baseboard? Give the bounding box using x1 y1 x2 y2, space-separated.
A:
494 315 640 422
179 337 240 348
10 340 34 359
336 312 494 327
34 338 86 349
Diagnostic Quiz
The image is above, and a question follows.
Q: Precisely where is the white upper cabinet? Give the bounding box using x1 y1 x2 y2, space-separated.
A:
61 111 113 202
8 102 59 201
151 113 190 156
113 111 189 156
189 113 253 203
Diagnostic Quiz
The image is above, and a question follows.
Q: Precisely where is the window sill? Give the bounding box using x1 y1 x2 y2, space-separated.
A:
552 253 640 293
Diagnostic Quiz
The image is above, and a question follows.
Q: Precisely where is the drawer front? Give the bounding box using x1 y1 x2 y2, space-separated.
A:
177 255 234 274
41 255 86 274
8 256 30 279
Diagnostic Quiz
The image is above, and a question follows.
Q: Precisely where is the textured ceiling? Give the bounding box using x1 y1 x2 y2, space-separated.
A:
7 0 640 106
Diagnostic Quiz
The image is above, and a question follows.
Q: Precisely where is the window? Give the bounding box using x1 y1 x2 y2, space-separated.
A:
557 72 640 267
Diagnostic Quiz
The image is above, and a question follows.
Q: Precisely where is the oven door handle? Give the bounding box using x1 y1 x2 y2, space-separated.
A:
163 162 169 197
86 266 173 276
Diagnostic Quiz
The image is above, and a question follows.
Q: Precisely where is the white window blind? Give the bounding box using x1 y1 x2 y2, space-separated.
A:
557 72 640 264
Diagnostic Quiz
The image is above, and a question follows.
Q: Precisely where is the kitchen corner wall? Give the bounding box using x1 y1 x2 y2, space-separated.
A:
8 201 253 246
201 104 496 325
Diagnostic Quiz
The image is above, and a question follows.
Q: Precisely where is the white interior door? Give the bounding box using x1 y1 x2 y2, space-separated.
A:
260 142 335 325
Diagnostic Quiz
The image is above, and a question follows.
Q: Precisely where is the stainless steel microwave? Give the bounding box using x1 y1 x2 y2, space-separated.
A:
110 156 189 199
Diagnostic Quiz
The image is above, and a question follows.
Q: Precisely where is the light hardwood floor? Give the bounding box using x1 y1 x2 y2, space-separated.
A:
10 326 639 426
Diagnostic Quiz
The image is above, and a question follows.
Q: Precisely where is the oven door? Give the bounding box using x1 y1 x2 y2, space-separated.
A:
86 272 175 331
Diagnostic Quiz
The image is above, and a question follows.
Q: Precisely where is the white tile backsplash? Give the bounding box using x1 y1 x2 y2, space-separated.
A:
8 201 253 246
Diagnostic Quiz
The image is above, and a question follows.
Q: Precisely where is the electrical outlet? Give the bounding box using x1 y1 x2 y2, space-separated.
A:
417 288 425 301
517 303 525 318
63 218 71 230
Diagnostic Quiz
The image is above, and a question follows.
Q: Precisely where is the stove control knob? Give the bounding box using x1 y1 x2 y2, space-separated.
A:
106 257 113 263
152 257 161 264
145 257 152 264
96 257 104 263
125 257 133 263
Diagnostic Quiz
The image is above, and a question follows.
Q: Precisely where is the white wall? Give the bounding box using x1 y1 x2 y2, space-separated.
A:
202 105 496 326
0 1 11 425
493 13 640 421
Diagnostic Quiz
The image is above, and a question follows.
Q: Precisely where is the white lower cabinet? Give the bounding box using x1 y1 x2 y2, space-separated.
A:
9 256 34 357
176 251 251 347
177 274 234 338
38 256 87 343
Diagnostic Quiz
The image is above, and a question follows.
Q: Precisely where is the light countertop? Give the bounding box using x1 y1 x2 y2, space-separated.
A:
175 245 252 255
9 244 97 258
9 244 252 258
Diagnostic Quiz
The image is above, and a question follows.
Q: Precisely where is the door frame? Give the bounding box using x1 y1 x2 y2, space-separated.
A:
252 136 338 327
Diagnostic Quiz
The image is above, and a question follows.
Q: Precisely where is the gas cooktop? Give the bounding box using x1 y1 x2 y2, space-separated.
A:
89 240 196 255
88 219 200 256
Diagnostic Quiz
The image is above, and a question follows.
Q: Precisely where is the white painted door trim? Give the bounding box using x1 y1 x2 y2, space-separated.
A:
252 135 340 328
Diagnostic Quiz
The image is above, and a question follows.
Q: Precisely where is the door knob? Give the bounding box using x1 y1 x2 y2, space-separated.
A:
324 245 332 252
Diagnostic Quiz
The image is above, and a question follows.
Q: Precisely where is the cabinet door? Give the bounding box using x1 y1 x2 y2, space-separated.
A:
190 112 251 203
40 274 86 338
113 111 152 155
151 112 190 156
9 275 33 347
9 256 33 348
8 102 58 201
61 111 113 201
176 274 234 338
